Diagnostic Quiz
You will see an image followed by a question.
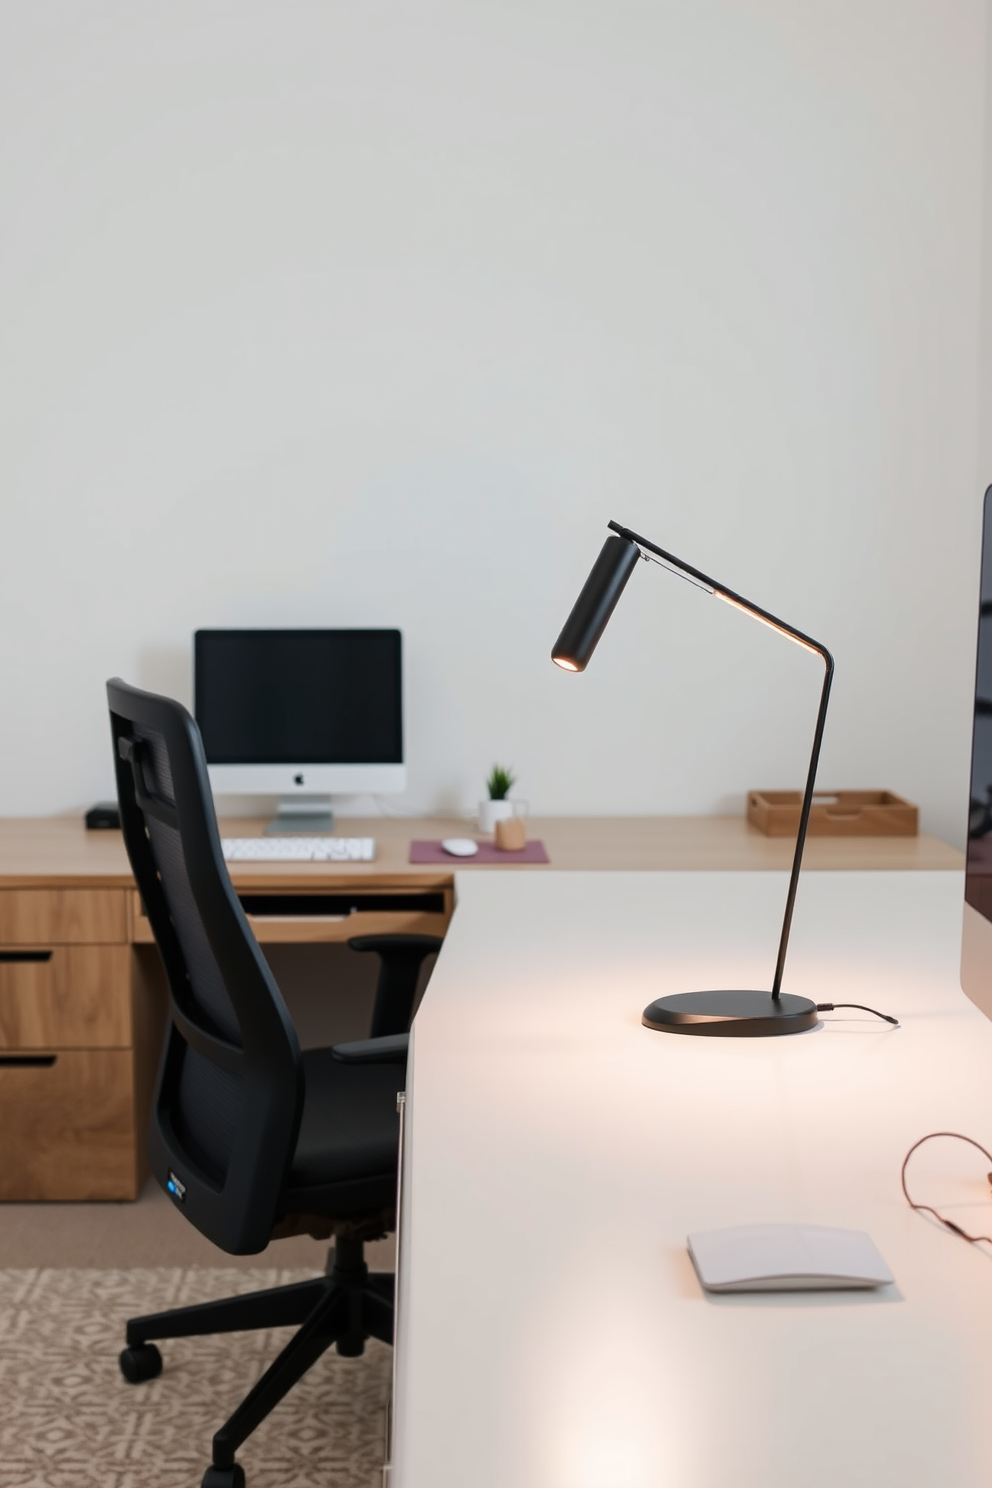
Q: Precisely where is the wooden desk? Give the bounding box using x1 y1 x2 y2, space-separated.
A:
394 869 987 1487
0 816 961 1202
0 812 962 885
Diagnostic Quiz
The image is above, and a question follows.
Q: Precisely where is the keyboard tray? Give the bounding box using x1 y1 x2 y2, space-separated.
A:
237 892 447 918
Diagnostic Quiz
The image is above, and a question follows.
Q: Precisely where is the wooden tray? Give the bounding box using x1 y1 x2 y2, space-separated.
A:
747 790 918 838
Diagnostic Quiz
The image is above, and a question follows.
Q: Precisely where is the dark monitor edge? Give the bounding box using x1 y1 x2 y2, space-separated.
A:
962 485 992 1022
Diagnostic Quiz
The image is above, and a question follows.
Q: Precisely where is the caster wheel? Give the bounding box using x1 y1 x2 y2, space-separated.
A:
119 1344 163 1383
202 1465 245 1488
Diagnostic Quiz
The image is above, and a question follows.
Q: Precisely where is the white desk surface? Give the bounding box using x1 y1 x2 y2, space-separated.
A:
395 869 992 1488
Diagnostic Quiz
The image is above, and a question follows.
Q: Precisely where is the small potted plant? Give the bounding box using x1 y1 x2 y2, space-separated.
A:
478 764 517 834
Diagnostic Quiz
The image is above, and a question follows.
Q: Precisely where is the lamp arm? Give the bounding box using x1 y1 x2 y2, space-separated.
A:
607 520 826 654
607 519 835 1001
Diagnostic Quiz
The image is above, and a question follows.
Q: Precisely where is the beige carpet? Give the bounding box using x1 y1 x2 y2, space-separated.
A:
0 1268 390 1488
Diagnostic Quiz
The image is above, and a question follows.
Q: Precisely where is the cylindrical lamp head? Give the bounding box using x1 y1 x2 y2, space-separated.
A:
552 534 640 671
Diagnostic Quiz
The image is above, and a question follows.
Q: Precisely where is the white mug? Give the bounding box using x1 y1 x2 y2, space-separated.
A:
477 798 528 834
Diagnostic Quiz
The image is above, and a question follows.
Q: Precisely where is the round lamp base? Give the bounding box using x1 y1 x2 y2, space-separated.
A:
641 990 818 1037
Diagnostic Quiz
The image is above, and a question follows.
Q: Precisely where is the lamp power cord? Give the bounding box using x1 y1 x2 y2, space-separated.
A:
815 1002 899 1026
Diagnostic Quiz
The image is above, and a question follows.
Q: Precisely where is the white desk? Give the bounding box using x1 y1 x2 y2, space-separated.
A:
395 869 992 1487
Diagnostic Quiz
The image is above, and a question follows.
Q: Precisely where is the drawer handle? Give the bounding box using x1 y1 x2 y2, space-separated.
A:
0 950 53 964
0 1054 57 1068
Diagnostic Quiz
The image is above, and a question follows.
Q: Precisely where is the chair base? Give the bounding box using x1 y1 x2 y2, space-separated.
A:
120 1236 393 1485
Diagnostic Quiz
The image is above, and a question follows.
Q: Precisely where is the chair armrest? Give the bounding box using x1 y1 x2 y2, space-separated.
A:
331 1032 409 1064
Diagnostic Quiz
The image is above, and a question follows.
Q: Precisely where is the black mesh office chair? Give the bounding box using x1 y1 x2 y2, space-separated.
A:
107 679 441 1488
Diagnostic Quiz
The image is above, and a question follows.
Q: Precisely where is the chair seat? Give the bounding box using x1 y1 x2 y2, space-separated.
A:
288 1048 403 1190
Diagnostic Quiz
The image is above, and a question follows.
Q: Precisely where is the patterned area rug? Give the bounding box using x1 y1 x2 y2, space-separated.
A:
0 1268 390 1488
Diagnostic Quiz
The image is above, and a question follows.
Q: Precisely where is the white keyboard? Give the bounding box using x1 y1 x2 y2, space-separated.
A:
221 837 376 862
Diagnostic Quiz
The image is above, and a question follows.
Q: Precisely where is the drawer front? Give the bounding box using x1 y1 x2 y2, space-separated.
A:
0 1049 139 1200
0 889 128 945
0 946 132 1049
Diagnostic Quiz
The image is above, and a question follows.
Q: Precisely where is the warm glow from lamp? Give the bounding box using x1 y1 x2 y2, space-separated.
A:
552 656 580 671
717 592 821 655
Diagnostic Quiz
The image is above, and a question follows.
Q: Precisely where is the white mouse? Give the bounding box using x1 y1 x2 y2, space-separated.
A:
441 838 479 857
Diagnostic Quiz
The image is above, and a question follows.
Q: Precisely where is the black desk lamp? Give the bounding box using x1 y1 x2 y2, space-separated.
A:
552 521 834 1037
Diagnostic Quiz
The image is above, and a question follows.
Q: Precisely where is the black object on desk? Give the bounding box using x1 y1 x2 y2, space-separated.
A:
552 521 834 1039
84 801 120 829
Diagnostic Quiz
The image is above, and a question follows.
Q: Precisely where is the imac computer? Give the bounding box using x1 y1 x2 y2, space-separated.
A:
962 486 992 1017
193 629 405 835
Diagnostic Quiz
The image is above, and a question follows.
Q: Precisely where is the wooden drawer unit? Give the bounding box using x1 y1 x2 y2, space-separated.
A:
0 830 464 1201
0 946 132 1049
0 1049 140 1201
0 885 163 1200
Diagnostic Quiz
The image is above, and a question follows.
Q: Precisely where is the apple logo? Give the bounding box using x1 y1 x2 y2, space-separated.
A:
294 773 305 786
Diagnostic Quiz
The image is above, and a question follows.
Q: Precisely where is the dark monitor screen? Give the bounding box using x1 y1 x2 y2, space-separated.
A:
966 493 992 922
194 630 403 765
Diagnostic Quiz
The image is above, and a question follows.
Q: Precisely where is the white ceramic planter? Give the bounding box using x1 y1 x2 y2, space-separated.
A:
478 799 515 834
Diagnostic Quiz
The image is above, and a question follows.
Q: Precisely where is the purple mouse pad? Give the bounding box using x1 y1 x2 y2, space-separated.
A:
409 839 550 865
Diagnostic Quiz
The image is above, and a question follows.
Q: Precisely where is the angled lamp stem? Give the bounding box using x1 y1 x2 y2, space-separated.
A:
552 520 834 1038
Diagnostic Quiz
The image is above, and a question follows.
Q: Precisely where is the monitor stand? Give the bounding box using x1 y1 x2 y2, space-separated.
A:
265 797 334 835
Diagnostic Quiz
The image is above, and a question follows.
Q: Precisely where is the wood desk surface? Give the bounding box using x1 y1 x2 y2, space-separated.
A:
0 814 963 889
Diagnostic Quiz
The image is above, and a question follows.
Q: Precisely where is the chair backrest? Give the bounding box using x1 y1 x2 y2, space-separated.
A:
107 678 303 1254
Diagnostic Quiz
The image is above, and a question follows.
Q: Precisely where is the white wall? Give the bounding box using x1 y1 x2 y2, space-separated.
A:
0 1 986 843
